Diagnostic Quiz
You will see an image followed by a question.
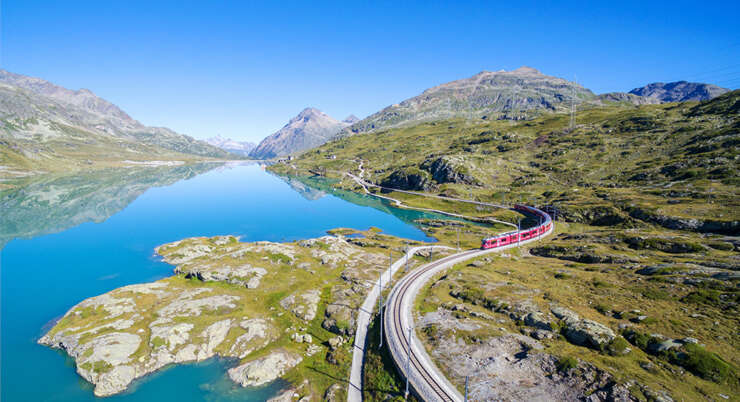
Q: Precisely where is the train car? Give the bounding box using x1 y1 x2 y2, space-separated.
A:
480 204 552 250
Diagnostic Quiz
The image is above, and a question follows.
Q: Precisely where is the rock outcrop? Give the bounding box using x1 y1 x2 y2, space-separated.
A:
177 263 267 288
227 350 303 387
623 206 739 235
421 155 480 185
38 282 275 396
280 290 321 322
379 168 434 191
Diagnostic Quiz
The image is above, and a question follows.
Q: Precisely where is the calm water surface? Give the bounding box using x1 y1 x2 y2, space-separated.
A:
1 163 441 401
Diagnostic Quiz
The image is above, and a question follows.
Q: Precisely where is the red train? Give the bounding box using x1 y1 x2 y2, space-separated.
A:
480 204 552 249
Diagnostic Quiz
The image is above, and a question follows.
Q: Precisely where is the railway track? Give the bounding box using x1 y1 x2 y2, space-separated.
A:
347 245 451 402
341 161 553 400
383 227 553 401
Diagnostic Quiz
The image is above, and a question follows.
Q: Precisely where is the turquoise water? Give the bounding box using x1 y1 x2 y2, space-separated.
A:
0 163 440 401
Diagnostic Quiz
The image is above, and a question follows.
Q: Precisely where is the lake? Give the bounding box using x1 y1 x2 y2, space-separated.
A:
0 162 446 401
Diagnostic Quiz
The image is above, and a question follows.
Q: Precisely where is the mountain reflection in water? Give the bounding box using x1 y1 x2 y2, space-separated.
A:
0 162 222 248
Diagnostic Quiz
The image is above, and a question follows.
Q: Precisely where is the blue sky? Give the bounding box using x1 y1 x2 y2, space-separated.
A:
2 1 738 142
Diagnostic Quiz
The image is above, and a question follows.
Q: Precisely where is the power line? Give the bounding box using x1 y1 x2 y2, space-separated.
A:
680 64 740 81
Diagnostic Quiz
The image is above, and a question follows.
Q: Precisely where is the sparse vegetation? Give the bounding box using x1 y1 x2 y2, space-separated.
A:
556 356 578 372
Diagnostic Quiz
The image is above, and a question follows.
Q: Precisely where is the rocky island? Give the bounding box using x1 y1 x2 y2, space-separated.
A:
39 230 425 398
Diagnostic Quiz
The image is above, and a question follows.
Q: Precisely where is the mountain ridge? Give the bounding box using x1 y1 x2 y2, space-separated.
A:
629 81 730 102
205 135 256 156
0 69 229 161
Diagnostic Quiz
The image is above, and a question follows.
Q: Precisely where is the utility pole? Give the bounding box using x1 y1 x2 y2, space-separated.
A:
457 227 461 251
405 245 409 272
517 219 521 246
430 246 433 261
465 376 469 402
537 216 540 241
405 326 412 400
569 75 577 131
389 250 393 283
378 274 383 349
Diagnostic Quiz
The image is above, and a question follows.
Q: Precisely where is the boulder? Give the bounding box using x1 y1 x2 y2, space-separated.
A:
648 339 682 353
324 383 344 402
322 303 354 335
328 336 344 350
564 319 616 349
306 344 321 356
291 333 312 344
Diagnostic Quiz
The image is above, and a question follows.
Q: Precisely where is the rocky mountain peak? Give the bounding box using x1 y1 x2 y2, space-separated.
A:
511 66 541 75
342 114 360 124
297 106 323 117
250 108 353 159
347 67 594 134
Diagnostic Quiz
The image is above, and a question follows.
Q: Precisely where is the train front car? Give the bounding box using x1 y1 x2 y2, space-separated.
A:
480 237 496 249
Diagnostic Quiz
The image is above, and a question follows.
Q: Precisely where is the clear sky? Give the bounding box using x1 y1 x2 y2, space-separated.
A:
2 1 738 142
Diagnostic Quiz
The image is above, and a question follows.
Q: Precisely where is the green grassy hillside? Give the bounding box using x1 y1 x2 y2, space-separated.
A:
272 91 739 233
269 91 739 400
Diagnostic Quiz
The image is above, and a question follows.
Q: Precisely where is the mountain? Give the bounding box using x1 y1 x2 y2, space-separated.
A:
346 66 595 134
205 135 256 156
249 107 352 159
629 81 729 102
0 69 230 175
